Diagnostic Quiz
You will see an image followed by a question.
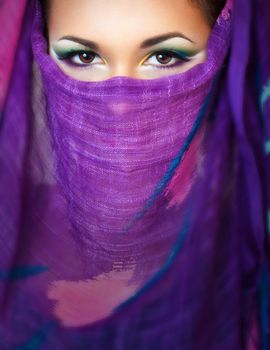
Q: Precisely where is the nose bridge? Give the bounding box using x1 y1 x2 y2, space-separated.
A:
108 46 138 78
103 33 140 78
111 62 137 78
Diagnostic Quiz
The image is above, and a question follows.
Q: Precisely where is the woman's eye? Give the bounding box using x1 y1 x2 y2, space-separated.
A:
56 48 194 69
144 50 192 69
69 51 103 66
57 50 103 66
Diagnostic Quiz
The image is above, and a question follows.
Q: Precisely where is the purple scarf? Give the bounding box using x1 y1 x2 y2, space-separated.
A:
0 0 269 348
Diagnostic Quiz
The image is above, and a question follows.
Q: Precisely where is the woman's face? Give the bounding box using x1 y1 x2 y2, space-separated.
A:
47 0 212 81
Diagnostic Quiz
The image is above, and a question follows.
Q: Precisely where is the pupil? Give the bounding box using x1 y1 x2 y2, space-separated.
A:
79 52 94 63
156 52 172 64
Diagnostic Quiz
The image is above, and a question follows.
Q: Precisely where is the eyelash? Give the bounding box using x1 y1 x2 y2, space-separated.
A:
56 49 193 69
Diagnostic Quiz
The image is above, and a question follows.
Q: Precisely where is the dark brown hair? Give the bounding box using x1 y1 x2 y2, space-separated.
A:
191 0 227 26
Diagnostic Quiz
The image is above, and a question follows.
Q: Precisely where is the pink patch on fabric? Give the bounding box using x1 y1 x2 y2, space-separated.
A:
108 101 134 115
47 269 138 327
0 0 27 107
164 126 206 209
221 0 233 21
247 311 260 350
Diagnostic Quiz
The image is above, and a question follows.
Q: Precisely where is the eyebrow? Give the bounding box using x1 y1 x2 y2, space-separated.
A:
58 32 195 50
59 36 100 50
140 32 195 48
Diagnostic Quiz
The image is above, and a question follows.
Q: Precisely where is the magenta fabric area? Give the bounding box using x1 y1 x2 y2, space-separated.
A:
0 0 27 106
0 0 270 349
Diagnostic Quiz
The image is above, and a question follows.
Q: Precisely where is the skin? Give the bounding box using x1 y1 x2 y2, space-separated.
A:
47 0 212 82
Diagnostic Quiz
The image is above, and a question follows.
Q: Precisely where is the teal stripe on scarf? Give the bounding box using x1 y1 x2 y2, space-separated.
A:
14 321 56 350
124 72 221 232
0 266 48 281
265 140 270 155
261 78 270 110
114 205 192 311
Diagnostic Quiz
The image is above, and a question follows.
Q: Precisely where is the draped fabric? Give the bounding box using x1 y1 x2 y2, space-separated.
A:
0 0 269 349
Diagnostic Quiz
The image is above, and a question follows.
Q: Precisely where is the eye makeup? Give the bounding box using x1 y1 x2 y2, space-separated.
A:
143 48 200 70
52 44 200 70
52 45 102 68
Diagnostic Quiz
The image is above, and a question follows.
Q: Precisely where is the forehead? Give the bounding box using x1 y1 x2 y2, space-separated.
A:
47 0 210 47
